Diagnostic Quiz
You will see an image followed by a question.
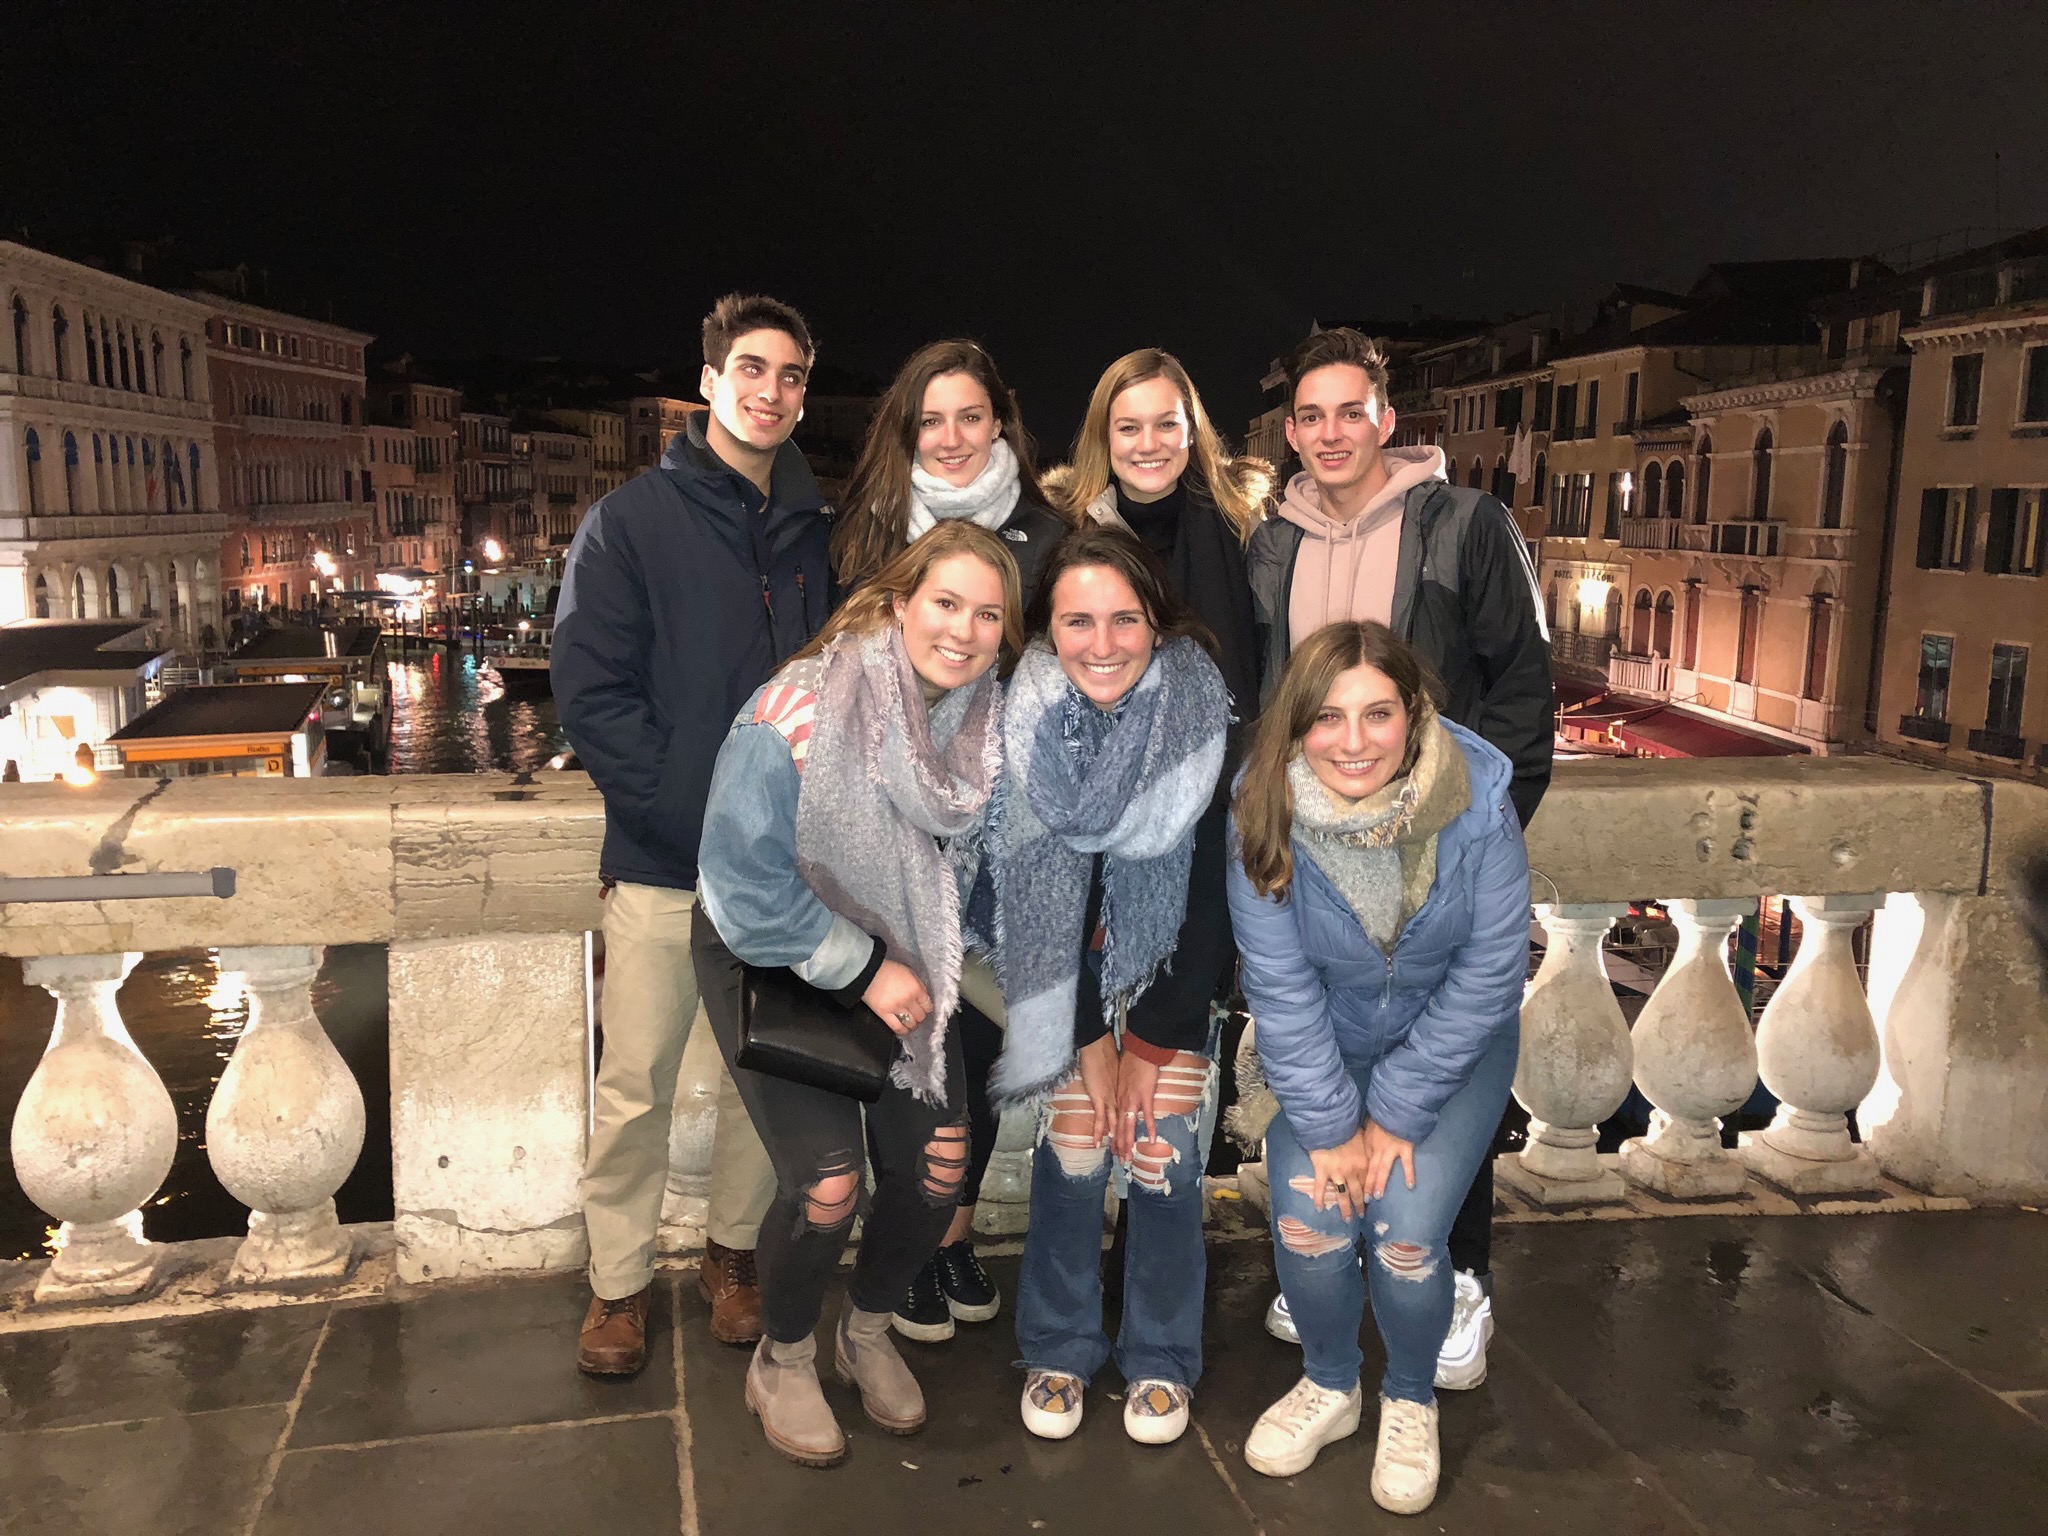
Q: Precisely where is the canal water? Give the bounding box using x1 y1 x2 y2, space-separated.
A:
0 650 567 1261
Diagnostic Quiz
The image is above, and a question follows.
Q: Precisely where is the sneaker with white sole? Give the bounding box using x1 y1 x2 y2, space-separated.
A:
1020 1369 1084 1440
1243 1376 1363 1477
1369 1394 1440 1514
1434 1270 1493 1391
1122 1379 1191 1445
1263 1291 1299 1344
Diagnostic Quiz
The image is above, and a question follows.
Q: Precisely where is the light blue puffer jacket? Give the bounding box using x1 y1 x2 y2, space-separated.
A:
1227 720 1529 1150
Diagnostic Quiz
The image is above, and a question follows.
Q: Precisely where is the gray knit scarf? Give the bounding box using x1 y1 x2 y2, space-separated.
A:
979 637 1229 1109
794 624 1002 1105
905 436 1021 540
1285 704 1470 952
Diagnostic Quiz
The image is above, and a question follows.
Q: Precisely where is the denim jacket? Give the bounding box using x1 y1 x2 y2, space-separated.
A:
1227 721 1529 1150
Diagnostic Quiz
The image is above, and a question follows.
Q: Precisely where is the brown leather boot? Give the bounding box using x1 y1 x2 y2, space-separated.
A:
698 1240 763 1345
577 1286 651 1377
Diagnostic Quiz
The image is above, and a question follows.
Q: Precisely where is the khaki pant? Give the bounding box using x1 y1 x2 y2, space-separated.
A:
582 881 776 1299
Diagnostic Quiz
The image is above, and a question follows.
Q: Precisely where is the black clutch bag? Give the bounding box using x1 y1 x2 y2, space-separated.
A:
736 964 900 1102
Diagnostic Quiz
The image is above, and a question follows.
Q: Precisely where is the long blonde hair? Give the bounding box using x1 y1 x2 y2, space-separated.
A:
798 519 1026 666
1232 622 1441 899
1060 348 1273 542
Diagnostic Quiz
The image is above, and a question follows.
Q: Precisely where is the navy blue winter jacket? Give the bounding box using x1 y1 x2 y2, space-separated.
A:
551 417 832 890
1228 722 1529 1151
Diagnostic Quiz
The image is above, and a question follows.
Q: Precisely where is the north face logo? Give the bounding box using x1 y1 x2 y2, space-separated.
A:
1003 527 1028 541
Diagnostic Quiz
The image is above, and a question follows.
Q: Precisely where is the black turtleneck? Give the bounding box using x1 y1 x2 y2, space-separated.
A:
1114 480 1186 564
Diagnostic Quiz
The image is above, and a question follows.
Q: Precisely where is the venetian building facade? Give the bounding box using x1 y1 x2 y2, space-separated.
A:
514 413 594 572
364 422 421 571
623 395 702 475
204 297 374 614
1436 314 1558 552
457 410 520 566
370 359 462 575
549 406 626 499
1879 230 2048 779
1 241 223 650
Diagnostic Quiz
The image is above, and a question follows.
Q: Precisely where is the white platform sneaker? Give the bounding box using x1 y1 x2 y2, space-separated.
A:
1434 1270 1494 1390
1369 1395 1441 1514
1242 1376 1363 1477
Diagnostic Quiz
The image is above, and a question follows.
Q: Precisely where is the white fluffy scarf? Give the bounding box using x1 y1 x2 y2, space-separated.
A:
906 436 1021 540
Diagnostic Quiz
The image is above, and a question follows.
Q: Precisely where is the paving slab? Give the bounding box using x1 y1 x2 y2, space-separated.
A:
290 1271 674 1447
0 1403 285 1536
256 1415 682 1536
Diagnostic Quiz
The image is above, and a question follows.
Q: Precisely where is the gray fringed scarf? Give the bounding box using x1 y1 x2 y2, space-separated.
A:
905 436 1022 540
979 637 1229 1109
1286 704 1470 952
794 625 1002 1105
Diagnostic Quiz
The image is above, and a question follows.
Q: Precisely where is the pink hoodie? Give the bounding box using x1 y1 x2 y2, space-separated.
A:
1277 445 1448 644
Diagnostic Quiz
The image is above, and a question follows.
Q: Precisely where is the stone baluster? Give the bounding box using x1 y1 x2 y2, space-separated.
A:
1619 899 1758 1198
1497 903 1633 1205
975 1107 1036 1234
207 946 365 1282
1736 894 1884 1193
658 1008 721 1253
11 952 177 1302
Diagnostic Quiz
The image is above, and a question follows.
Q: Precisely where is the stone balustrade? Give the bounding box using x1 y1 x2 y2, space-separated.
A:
2 757 2045 1311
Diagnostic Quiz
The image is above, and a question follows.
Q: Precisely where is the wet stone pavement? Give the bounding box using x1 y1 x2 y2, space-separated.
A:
2 1209 2044 1535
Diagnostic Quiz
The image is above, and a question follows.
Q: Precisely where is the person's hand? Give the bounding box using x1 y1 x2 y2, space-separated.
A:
1075 1032 1119 1149
1361 1120 1417 1202
1306 1128 1376 1221
862 959 931 1037
1114 1050 1161 1163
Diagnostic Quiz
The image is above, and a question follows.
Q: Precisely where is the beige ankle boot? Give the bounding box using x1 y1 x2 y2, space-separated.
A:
746 1335 847 1467
834 1303 927 1433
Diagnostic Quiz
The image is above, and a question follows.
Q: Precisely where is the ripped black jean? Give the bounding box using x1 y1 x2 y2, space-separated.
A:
694 908 968 1344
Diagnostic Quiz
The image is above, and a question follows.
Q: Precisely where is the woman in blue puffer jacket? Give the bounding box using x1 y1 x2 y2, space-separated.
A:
1226 620 1528 1517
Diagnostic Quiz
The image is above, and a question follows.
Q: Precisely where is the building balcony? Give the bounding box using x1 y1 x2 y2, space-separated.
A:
0 371 214 422
0 511 228 542
1618 516 1682 551
1898 714 1953 745
242 500 366 528
1607 651 1673 696
1966 727 2027 761
1552 630 1615 673
1683 520 1788 558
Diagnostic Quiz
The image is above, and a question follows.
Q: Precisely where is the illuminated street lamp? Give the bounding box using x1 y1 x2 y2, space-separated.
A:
482 538 504 564
312 550 338 578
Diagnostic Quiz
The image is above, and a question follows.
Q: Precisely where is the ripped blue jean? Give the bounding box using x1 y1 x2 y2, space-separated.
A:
1264 1027 1516 1404
1014 1054 1214 1390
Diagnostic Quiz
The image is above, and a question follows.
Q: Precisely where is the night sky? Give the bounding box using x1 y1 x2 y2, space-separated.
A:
9 1 2044 442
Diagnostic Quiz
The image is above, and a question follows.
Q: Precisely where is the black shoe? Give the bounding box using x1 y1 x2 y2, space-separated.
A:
890 1255 956 1342
933 1239 1000 1323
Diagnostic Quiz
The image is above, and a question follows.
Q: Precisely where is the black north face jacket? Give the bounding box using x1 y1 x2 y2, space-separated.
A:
1246 481 1553 826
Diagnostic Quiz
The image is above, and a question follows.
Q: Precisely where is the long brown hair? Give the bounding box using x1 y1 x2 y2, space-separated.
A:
831 339 1057 589
1233 622 1441 899
1025 523 1216 662
798 519 1026 666
1060 348 1273 542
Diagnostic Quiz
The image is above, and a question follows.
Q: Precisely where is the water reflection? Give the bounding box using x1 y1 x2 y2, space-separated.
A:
385 649 566 774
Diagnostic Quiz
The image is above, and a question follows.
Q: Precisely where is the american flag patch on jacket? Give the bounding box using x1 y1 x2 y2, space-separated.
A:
752 682 818 769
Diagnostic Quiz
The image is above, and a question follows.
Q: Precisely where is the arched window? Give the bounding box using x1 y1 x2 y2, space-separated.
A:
1821 420 1848 529
140 566 157 619
179 338 194 400
92 433 109 508
190 443 202 507
50 306 70 381
1531 452 1546 513
1694 435 1713 524
83 316 100 385
168 560 182 624
1630 587 1655 654
116 324 133 389
11 295 29 373
101 321 116 385
1665 460 1686 519
1751 428 1774 519
107 565 126 619
160 440 177 512
1653 590 1676 658
62 432 80 513
73 570 89 619
1803 595 1833 700
151 333 165 395
33 573 51 619
1641 462 1663 519
1603 587 1624 641
1469 457 1484 490
24 427 44 515
132 330 147 395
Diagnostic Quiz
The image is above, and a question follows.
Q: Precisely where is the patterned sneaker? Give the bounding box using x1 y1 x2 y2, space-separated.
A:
1122 1379 1192 1445
1243 1376 1363 1477
1370 1395 1441 1514
1021 1369 1085 1440
933 1238 1000 1323
1434 1269 1494 1391
890 1255 956 1343
1263 1291 1299 1344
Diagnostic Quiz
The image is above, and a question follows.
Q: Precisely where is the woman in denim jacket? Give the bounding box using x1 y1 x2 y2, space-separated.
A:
695 522 1022 1469
1226 621 1528 1516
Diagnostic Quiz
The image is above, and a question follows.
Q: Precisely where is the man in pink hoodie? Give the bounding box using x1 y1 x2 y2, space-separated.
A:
1244 324 1552 1390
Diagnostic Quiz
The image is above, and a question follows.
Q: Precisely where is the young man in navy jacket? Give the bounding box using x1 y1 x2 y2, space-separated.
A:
554 294 833 1375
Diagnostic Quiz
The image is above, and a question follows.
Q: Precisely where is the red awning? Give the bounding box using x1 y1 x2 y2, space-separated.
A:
1613 707 1806 759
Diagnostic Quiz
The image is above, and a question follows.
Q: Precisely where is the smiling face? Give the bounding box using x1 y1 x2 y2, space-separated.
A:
1285 362 1396 502
1302 663 1411 801
891 551 1008 690
1049 563 1157 710
701 326 809 454
915 370 1000 487
1107 375 1191 502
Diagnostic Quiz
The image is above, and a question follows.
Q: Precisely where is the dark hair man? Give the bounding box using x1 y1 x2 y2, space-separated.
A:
555 293 829 1376
1243 324 1552 1395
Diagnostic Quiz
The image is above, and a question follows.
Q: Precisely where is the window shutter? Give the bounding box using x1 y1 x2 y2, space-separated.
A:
1985 489 2018 575
1916 487 1946 569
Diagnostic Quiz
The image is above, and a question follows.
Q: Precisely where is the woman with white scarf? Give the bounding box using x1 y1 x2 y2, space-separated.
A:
695 522 1023 1468
975 524 1230 1448
832 340 1074 1343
